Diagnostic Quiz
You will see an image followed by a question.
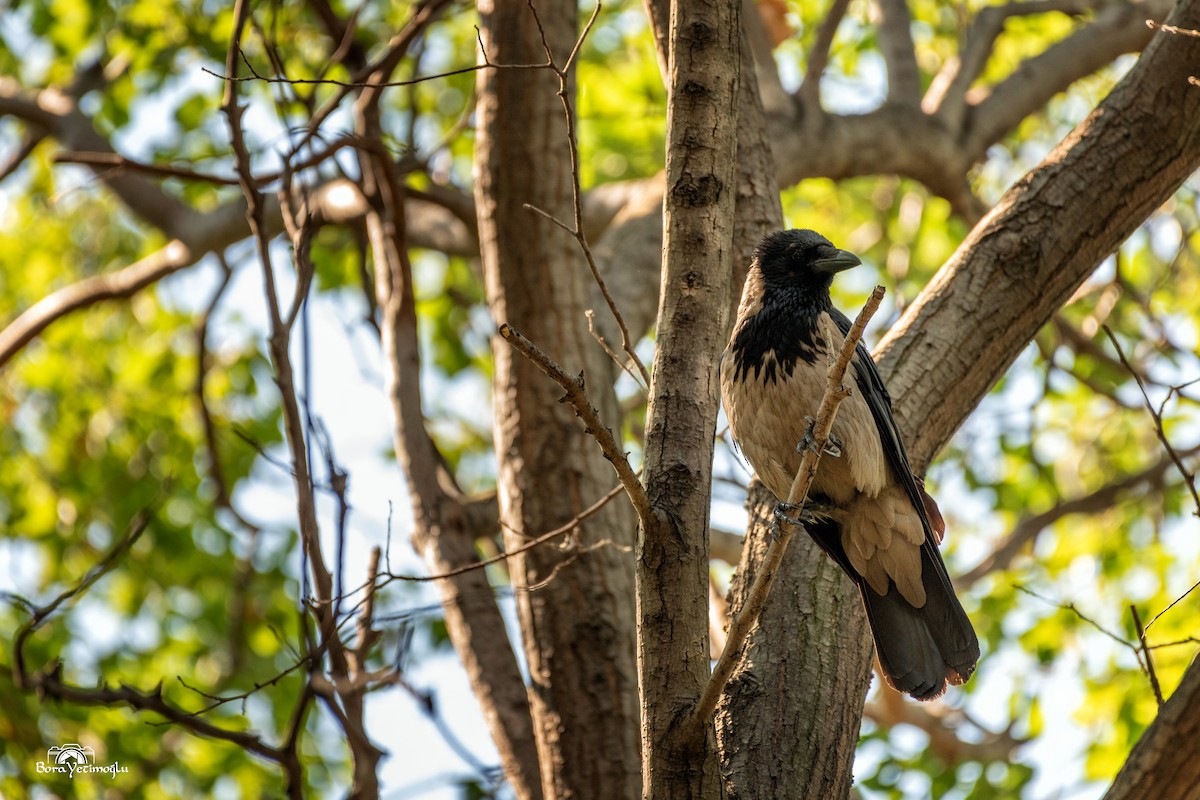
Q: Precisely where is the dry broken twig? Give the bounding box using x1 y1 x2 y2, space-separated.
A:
688 284 887 735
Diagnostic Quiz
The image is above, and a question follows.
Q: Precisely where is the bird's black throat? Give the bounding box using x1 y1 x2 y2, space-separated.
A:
729 282 831 384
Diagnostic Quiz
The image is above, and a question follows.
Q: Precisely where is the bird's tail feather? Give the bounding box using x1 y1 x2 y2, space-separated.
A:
859 544 979 700
804 515 979 700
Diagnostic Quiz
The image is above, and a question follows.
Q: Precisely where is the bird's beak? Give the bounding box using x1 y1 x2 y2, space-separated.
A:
812 249 862 274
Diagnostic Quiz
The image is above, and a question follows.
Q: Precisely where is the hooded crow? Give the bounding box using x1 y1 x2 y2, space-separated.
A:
720 228 980 700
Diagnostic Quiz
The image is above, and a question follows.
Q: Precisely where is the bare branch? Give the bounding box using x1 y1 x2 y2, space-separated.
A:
965 0 1172 156
0 80 196 237
499 323 653 524
0 240 194 370
925 0 1099 123
1148 18 1200 37
54 135 358 188
380 482 624 584
1146 577 1200 631
1130 604 1165 707
353 547 383 677
690 285 885 735
0 130 45 181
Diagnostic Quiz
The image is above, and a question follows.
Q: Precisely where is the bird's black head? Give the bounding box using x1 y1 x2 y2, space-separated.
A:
754 229 861 296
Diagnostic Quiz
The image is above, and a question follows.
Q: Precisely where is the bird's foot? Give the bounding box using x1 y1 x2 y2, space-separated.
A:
796 417 843 458
771 500 835 533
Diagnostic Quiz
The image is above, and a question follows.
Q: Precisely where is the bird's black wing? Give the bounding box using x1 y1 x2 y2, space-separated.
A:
829 308 979 683
827 309 930 527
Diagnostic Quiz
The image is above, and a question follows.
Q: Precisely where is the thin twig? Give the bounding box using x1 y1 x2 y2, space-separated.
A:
1103 326 1200 516
380 482 624 584
1146 577 1200 630
55 136 358 187
520 0 650 387
586 308 646 391
1014 584 1132 650
688 285 886 735
1131 604 1165 706
12 509 153 686
1147 20 1200 38
499 323 654 525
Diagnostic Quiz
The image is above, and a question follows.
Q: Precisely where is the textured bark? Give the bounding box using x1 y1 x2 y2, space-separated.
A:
876 0 1200 469
474 2 641 798
1102 656 1200 800
717 484 873 800
637 0 741 797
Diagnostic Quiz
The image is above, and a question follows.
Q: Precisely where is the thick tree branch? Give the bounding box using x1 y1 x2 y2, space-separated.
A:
876 0 1200 469
0 80 196 237
925 0 1099 123
965 0 1173 156
0 240 193 370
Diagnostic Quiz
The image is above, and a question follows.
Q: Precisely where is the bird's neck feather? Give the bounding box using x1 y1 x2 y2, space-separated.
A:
730 280 831 384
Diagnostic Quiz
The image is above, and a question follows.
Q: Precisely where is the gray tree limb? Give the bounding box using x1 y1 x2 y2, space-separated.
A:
1102 655 1200 800
876 0 1200 469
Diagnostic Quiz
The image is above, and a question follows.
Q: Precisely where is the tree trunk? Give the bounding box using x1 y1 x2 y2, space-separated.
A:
474 2 641 798
715 484 872 800
637 0 741 797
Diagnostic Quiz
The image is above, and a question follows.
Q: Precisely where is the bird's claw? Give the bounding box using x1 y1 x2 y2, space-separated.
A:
796 416 843 458
771 500 835 535
773 501 807 529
